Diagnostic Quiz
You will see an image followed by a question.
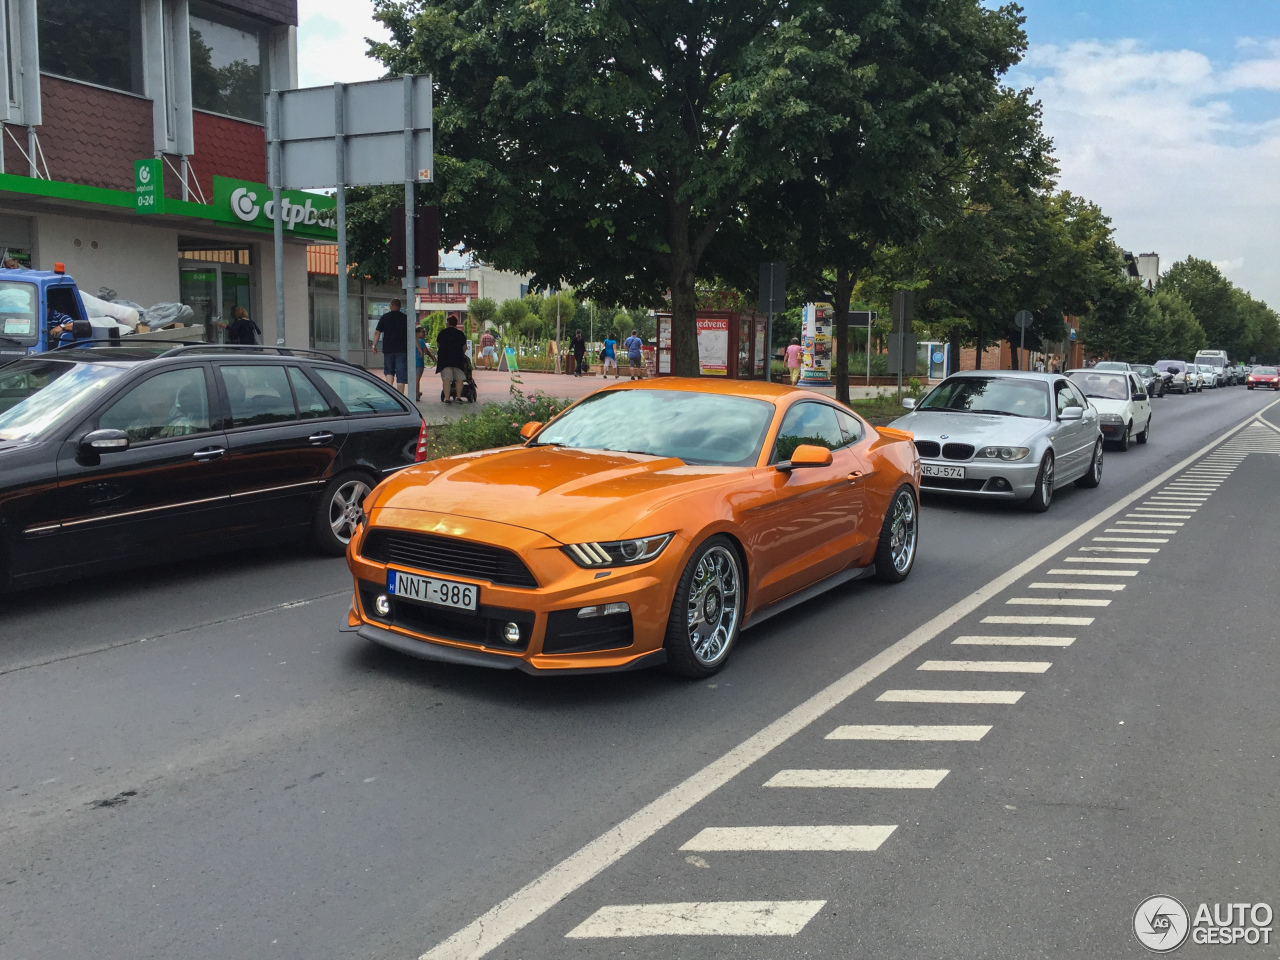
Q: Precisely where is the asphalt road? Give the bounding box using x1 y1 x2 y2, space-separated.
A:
2 384 1276 960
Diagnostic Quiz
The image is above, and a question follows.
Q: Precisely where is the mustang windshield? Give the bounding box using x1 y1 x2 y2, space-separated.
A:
534 389 775 466
0 359 127 440
1068 371 1130 400
917 377 1050 419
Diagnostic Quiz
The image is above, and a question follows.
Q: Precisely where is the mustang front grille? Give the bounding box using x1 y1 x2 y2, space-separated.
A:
360 529 539 588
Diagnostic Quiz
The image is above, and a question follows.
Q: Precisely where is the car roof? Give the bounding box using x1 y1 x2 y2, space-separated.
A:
594 376 805 402
40 343 359 367
940 370 1060 383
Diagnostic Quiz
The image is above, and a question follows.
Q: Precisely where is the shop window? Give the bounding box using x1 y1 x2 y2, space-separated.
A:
37 0 143 94
189 0 263 123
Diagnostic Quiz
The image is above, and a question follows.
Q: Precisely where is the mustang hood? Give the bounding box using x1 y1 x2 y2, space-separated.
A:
374 445 743 543
888 410 1045 449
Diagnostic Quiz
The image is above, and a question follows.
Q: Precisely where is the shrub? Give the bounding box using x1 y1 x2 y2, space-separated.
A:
426 384 572 458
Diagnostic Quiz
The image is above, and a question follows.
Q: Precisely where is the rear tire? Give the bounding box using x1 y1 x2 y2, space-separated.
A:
312 471 376 556
1023 452 1055 513
663 536 744 678
873 486 918 583
1075 440 1103 488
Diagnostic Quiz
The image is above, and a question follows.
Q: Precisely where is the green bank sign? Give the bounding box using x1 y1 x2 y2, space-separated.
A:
134 159 161 214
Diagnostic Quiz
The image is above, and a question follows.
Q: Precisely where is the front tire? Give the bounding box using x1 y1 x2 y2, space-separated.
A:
1137 415 1150 444
663 536 744 678
1023 452 1055 513
312 471 375 556
1117 421 1132 451
873 486 918 583
1075 440 1104 488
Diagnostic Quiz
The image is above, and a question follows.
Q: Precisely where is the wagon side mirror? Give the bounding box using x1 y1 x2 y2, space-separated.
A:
80 429 129 455
520 421 542 441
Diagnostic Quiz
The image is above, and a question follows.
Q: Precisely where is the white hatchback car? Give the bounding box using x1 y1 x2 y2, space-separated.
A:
1067 369 1153 450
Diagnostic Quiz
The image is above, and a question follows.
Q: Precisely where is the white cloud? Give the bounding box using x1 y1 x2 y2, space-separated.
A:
1014 38 1280 308
297 0 391 87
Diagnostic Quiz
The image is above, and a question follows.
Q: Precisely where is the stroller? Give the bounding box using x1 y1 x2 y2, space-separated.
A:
441 353 479 403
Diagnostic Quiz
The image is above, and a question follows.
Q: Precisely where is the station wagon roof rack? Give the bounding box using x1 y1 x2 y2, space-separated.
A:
51 340 360 367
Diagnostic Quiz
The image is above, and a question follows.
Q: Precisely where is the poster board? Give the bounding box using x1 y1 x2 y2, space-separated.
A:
696 316 729 376
801 302 833 385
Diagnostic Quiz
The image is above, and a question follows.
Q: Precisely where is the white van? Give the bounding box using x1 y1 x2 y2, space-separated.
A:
1195 350 1231 385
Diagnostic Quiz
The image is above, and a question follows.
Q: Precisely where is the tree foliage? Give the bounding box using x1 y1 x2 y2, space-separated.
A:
1162 258 1279 361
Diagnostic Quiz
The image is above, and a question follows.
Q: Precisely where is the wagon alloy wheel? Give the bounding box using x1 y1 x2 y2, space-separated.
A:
329 479 372 544
685 545 741 667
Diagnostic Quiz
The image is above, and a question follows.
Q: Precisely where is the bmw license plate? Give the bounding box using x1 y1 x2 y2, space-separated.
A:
922 463 965 479
387 570 478 611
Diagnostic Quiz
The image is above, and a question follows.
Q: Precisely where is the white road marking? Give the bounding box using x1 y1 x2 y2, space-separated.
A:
825 724 992 740
565 901 827 938
982 615 1095 624
1028 582 1125 590
1063 557 1150 564
877 689 1024 703
416 404 1280 960
1116 520 1183 525
764 769 949 789
917 660 1051 673
680 825 897 851
1006 597 1111 607
1079 546 1160 553
1093 536 1169 543
1105 528 1176 534
1046 568 1137 576
953 635 1075 645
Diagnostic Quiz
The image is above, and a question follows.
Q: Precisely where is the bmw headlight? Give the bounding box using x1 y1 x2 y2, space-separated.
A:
563 534 673 568
977 446 1031 461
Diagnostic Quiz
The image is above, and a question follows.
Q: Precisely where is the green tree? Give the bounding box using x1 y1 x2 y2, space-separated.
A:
540 291 578 343
495 297 530 338
468 296 498 331
1162 258 1239 355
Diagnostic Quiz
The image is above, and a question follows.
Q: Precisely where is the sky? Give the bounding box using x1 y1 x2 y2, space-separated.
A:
297 0 1280 307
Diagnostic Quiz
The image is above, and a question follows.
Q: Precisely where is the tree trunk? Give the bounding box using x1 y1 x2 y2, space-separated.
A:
948 326 961 375
975 324 984 370
831 266 855 405
669 260 699 377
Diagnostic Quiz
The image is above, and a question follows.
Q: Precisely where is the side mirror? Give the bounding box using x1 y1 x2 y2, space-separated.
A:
1059 406 1084 421
901 397 917 410
80 429 129 454
519 421 542 441
777 444 834 471
1133 392 1147 401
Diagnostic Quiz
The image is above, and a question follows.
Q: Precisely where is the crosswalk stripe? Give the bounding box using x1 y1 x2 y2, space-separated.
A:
877 689 1024 703
764 768 949 789
1116 520 1183 525
953 635 1075 645
1046 568 1137 575
1028 581 1125 590
1093 536 1169 543
680 825 896 852
1080 546 1160 553
917 660 1051 673
565 901 828 938
1105 528 1176 534
825 724 992 740
1006 596 1111 606
1063 557 1149 563
982 614 1094 624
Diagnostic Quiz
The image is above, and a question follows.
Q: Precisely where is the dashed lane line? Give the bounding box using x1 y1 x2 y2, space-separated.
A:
418 400 1280 960
876 689 1025 704
564 901 828 938
763 769 950 789
917 660 1051 673
679 825 898 852
825 724 993 740
953 635 1075 645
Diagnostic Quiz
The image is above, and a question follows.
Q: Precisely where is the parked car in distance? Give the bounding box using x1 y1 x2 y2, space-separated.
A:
1195 349 1230 385
1197 363 1221 388
1186 363 1205 392
1154 360 1194 394
1067 369 1152 450
1246 366 1280 390
0 343 425 591
1130 363 1166 398
892 371 1103 513
345 379 921 677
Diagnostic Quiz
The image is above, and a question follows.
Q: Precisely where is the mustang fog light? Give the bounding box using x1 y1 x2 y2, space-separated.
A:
603 602 630 616
502 622 522 644
374 594 391 616
578 602 631 619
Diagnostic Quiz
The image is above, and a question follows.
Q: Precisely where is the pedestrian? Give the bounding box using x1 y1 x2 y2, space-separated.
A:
436 314 469 403
602 333 619 378
372 298 410 396
217 306 259 345
414 323 434 401
2 257 20 269
479 327 497 370
624 329 645 379
571 329 586 377
785 337 803 385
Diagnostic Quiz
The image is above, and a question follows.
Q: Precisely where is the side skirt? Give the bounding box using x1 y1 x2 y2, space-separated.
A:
743 564 876 631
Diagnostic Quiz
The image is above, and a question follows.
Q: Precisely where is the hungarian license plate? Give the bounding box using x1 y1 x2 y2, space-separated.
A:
922 463 965 479
387 570 478 611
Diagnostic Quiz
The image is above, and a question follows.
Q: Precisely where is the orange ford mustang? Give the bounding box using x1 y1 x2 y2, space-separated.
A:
343 379 920 677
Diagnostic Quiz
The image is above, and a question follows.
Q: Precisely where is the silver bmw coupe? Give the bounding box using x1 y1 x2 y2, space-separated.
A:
890 371 1104 512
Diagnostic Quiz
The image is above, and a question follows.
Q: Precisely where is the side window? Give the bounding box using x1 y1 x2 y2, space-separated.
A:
1130 375 1143 397
289 367 338 420
774 402 845 461
97 367 212 443
1055 380 1081 414
835 408 864 444
219 365 296 427
1066 381 1089 409
314 368 405 415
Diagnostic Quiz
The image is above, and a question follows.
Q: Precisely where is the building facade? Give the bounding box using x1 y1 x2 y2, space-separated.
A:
1 0 321 343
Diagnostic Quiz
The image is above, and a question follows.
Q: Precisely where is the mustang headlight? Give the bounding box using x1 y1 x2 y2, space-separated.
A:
563 534 673 568
977 446 1030 462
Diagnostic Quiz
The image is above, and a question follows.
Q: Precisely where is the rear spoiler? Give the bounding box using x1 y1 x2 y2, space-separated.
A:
875 426 914 443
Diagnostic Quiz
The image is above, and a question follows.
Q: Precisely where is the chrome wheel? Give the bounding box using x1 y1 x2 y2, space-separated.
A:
1041 455 1054 505
1092 444 1104 482
328 479 371 545
686 545 741 666
888 489 917 574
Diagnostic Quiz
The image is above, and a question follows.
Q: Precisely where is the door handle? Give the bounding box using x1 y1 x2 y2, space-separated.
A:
848 471 864 483
309 431 336 445
192 447 226 462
